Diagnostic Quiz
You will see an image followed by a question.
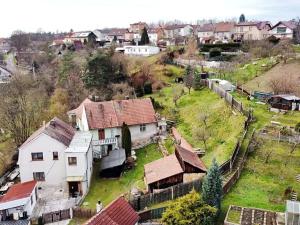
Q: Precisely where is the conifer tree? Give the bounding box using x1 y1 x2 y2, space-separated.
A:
202 158 223 212
121 122 132 157
140 27 150 45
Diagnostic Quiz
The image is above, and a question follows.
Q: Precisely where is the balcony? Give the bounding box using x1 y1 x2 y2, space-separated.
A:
92 137 118 146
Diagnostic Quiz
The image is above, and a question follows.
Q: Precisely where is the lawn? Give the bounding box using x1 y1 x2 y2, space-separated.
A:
82 144 162 209
222 139 300 213
150 86 245 166
223 57 277 85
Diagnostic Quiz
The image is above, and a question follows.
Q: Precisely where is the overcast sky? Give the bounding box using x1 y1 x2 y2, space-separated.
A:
1 0 299 37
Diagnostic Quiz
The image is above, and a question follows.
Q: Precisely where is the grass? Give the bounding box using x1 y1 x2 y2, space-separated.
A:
222 139 300 212
226 208 241 224
163 137 175 155
82 144 162 209
68 217 87 225
222 57 277 85
150 86 245 166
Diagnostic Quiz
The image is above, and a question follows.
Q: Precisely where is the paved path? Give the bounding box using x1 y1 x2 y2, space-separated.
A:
46 219 71 225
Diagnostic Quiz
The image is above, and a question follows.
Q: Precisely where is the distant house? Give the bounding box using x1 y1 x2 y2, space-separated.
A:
18 117 93 198
270 21 297 39
0 38 10 53
197 23 216 43
0 180 37 222
164 24 193 38
85 196 139 225
129 22 148 33
68 98 159 156
268 94 300 111
123 45 160 56
106 28 129 43
148 27 164 45
144 145 206 192
214 22 235 41
64 31 97 45
234 21 272 41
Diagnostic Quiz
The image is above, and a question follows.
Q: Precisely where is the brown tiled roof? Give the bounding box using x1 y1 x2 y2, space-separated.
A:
172 127 194 151
85 197 139 225
197 23 216 32
20 117 75 149
236 21 272 30
164 24 191 30
144 154 183 185
215 22 235 32
0 181 37 203
69 98 157 130
175 145 207 172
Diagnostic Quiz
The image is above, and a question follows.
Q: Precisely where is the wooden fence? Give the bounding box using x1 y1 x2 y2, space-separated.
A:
73 207 96 219
223 130 256 194
41 208 71 224
138 207 167 222
129 178 202 211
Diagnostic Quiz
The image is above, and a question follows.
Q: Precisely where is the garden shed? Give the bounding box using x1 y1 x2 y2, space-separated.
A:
268 94 300 111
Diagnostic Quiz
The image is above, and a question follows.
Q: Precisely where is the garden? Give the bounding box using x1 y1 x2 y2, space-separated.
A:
82 144 162 209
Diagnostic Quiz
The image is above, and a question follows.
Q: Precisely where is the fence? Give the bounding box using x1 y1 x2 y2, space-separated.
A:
223 130 256 194
138 207 167 222
41 208 71 224
129 178 202 211
72 207 96 219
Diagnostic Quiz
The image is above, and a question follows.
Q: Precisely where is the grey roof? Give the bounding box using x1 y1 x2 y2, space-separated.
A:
273 94 300 101
65 131 92 153
100 149 126 170
0 220 29 225
286 200 300 214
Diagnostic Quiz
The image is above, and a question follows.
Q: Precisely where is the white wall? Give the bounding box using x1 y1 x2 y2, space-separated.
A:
271 25 294 39
18 133 67 187
198 31 214 39
129 123 157 143
124 46 160 56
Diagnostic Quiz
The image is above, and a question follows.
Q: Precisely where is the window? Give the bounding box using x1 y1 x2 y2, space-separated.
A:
277 27 287 33
140 124 146 132
31 152 43 161
68 157 77 166
53 152 58 160
33 172 45 181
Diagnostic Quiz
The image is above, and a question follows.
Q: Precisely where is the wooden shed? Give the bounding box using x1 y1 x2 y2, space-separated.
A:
268 94 300 111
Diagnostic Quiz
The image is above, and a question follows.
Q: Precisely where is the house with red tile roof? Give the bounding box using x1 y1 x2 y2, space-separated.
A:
85 196 139 225
214 22 235 41
234 21 272 41
0 180 37 221
270 21 297 39
144 145 206 192
18 117 94 199
68 98 159 157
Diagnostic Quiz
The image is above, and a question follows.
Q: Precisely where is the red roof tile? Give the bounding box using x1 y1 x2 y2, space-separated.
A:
0 181 37 203
85 197 139 225
175 145 207 172
70 98 157 129
215 22 235 33
144 154 184 185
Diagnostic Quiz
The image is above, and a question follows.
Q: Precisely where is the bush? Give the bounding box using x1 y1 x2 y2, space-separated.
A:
143 81 153 94
200 43 241 52
209 48 222 58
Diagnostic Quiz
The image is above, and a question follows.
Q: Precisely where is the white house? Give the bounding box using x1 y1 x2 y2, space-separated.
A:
68 98 159 155
123 45 160 56
214 22 235 41
164 24 193 38
234 21 272 41
0 180 37 222
18 117 93 198
197 23 215 43
270 21 297 39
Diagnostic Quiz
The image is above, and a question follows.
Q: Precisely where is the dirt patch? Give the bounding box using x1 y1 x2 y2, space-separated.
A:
245 61 300 95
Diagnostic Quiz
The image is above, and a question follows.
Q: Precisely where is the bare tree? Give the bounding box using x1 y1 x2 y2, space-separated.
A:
110 82 135 100
10 30 30 54
172 86 184 107
0 74 48 146
271 40 295 63
184 66 194 94
193 126 210 150
269 73 296 94
185 37 198 58
198 110 209 128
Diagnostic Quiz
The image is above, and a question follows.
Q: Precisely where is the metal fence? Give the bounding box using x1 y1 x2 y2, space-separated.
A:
129 179 202 211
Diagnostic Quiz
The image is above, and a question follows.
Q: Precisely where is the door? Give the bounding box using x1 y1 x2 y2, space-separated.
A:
98 129 105 140
69 182 79 197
